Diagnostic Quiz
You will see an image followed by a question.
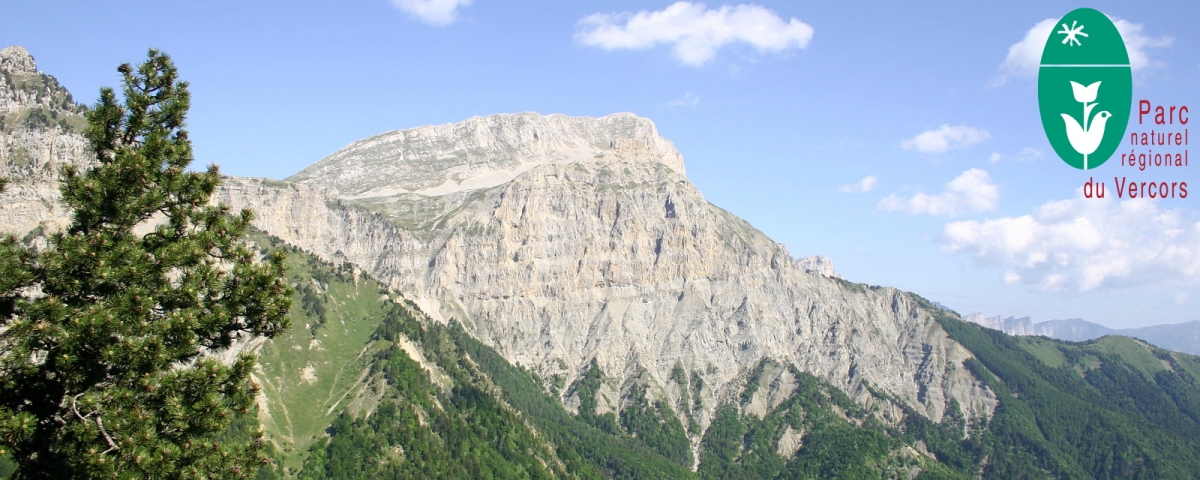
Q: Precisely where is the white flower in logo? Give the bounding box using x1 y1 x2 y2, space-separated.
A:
1070 80 1100 103
1061 81 1110 169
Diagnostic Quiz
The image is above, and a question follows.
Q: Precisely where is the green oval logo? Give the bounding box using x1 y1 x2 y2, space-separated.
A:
1038 8 1132 170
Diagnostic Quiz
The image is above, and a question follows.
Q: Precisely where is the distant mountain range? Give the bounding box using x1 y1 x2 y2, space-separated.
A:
964 313 1200 355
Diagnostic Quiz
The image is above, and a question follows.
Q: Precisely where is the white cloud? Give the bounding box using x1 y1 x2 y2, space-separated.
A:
1017 147 1043 161
989 147 1043 163
1114 19 1174 71
1003 270 1022 285
902 125 991 153
992 19 1057 87
942 195 1200 292
839 175 878 194
667 92 700 108
576 2 814 66
391 0 471 26
992 17 1172 86
878 169 998 216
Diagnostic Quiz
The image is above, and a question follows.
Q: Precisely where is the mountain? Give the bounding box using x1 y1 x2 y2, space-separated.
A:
217 111 998 438
964 313 1200 355
7 46 1200 478
1127 321 1200 354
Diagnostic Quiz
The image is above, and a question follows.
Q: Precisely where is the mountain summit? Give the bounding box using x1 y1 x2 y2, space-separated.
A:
0 45 91 234
288 112 685 198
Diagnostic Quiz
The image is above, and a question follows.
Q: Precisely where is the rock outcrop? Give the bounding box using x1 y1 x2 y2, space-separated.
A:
0 46 92 235
963 313 1042 337
793 254 839 278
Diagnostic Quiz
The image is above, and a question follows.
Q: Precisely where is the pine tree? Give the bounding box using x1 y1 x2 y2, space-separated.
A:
0 50 292 478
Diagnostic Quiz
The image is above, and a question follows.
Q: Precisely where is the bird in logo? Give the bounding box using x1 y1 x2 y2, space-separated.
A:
1060 81 1109 169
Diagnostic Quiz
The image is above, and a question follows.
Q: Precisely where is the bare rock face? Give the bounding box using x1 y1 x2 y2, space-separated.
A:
216 113 998 435
963 313 1041 336
794 254 840 278
0 45 92 236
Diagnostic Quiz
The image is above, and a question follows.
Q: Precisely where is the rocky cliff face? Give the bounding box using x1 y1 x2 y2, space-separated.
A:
0 46 92 235
963 313 1042 337
217 113 998 436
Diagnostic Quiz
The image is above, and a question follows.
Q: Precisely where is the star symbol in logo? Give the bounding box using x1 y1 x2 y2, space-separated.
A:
1057 20 1088 47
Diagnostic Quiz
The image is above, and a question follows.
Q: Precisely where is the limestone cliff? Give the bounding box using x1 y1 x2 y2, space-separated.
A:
217 113 998 436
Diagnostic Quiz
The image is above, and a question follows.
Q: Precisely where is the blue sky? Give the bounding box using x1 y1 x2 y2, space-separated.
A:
5 1 1199 328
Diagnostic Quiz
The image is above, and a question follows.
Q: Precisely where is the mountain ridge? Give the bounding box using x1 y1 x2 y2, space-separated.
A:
964 313 1200 355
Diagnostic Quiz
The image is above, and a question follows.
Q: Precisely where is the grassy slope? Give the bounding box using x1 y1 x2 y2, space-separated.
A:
248 232 393 473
